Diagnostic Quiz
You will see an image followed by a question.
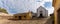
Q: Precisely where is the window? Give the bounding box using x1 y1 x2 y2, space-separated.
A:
15 16 17 18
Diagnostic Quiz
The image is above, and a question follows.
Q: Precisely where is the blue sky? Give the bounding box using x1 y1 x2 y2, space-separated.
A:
0 0 54 15
44 2 52 8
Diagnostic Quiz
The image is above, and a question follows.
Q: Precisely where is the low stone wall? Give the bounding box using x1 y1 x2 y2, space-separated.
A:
0 16 13 19
0 16 50 24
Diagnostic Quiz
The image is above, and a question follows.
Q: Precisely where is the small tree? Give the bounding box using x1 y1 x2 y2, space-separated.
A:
0 8 8 14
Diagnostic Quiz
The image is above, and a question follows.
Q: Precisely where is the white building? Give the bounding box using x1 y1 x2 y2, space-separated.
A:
37 6 48 18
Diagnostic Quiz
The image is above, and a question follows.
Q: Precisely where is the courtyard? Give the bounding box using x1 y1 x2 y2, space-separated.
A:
0 16 51 24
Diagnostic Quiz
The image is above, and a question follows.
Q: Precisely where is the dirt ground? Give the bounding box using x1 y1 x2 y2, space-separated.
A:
0 16 50 24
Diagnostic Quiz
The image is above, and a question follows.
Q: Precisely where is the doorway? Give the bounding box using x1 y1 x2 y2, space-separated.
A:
19 16 21 20
39 13 43 18
40 13 43 17
39 11 43 18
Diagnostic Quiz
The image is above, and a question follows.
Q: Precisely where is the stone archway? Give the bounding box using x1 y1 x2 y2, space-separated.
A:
57 8 60 24
39 13 43 18
19 16 21 20
39 11 43 18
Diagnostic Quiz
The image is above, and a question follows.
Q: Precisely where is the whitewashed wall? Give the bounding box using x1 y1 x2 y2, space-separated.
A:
37 6 48 17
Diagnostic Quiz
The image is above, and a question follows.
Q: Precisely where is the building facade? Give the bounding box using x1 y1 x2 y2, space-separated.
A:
37 6 48 18
13 11 32 20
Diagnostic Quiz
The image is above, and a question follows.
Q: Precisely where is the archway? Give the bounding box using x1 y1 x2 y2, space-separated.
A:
19 16 21 20
39 11 43 18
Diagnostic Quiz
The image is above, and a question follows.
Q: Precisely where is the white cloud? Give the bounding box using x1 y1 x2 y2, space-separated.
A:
0 0 53 15
36 0 52 7
45 7 54 16
36 0 52 8
43 0 52 2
